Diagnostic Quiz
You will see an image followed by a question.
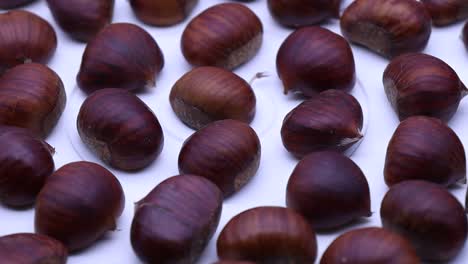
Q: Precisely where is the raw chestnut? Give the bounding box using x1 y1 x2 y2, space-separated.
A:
46 0 115 42
77 88 164 171
463 21 468 51
286 151 371 230
169 67 256 130
0 63 66 138
384 116 466 187
131 174 223 263
281 89 363 159
0 10 57 73
181 3 263 69
381 180 468 261
340 0 432 58
276 26 355 97
35 161 125 252
213 262 256 264
0 233 67 264
383 53 467 121
0 0 37 9
178 119 261 197
421 0 468 26
320 227 420 264
130 0 198 26
77 23 164 94
0 126 54 208
217 206 317 263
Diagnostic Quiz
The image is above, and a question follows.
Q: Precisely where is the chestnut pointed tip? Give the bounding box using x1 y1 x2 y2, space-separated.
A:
248 71 269 86
145 78 156 89
339 135 363 146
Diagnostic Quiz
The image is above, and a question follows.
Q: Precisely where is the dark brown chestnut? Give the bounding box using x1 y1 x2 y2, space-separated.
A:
213 261 256 264
383 53 467 121
77 88 164 171
178 119 261 197
421 0 468 26
0 0 37 9
181 3 263 70
0 233 67 263
130 0 198 26
131 174 223 263
276 26 355 97
46 0 115 42
287 151 371 230
35 161 125 252
217 206 317 263
169 67 256 130
77 23 164 94
0 10 57 74
0 63 66 138
384 116 466 187
463 21 468 51
320 227 420 264
281 89 363 159
340 0 432 58
0 126 54 208
381 180 468 261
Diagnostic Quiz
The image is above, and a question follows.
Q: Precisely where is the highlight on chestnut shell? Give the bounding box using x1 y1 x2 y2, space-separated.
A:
421 0 468 26
130 0 199 26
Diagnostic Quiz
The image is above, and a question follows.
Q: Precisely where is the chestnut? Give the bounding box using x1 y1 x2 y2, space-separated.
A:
131 174 223 263
0 63 66 138
384 116 466 187
181 3 263 69
130 0 198 26
35 161 125 252
320 227 420 264
0 10 57 73
463 21 468 51
46 0 115 42
77 23 164 94
169 67 256 130
381 180 468 261
0 126 54 208
421 0 468 26
77 88 164 171
178 119 261 197
281 90 363 158
276 26 355 97
0 233 67 263
213 262 256 264
217 206 317 263
340 0 432 58
0 0 37 9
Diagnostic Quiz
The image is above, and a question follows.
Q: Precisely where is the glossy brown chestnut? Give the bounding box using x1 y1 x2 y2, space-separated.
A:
0 126 54 208
46 0 115 42
130 0 198 26
340 0 432 58
0 233 67 263
281 90 363 158
178 119 261 197
320 227 420 264
77 88 164 171
0 10 57 73
381 180 468 261
276 26 355 97
421 0 468 26
35 161 125 252
170 67 256 130
217 206 317 263
0 63 66 138
77 23 164 94
384 116 466 187
131 174 223 263
181 3 263 69
383 53 467 121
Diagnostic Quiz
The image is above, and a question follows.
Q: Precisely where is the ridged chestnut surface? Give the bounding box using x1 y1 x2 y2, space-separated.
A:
130 0 198 26
0 10 57 73
181 3 263 70
287 151 371 230
35 161 125 252
421 0 468 26
281 90 363 158
0 63 66 138
276 26 356 97
384 116 466 187
217 206 317 263
77 88 164 171
131 175 223 263
178 119 261 197
381 180 468 261
77 23 164 94
170 67 256 130
340 0 432 58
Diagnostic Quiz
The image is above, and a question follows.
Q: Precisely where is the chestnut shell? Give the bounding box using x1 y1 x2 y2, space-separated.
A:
130 0 198 26
421 0 468 26
0 0 37 9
